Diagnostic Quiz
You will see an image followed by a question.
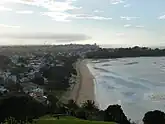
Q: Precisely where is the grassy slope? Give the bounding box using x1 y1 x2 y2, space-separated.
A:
36 116 116 124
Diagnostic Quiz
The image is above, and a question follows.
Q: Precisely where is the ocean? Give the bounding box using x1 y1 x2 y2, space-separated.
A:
87 57 165 122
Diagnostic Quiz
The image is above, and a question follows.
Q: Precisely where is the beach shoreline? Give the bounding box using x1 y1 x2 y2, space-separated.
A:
68 59 95 105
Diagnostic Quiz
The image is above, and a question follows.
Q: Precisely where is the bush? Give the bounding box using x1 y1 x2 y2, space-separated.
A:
104 105 130 124
75 108 88 120
0 95 47 122
143 110 165 124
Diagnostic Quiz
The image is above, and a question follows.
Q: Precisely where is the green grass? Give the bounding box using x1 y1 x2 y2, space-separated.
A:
36 116 115 124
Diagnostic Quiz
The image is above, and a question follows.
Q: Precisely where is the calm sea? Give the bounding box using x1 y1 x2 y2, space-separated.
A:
87 57 165 122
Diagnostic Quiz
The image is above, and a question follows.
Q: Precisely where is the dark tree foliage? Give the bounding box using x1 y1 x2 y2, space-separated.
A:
18 57 28 65
86 47 165 59
5 83 23 92
143 110 165 124
0 95 47 122
54 103 69 114
47 94 59 114
0 55 11 70
32 77 44 85
81 100 99 112
75 108 88 120
67 99 79 110
80 100 100 121
0 95 163 124
66 100 79 116
104 105 130 124
10 66 29 76
40 56 78 91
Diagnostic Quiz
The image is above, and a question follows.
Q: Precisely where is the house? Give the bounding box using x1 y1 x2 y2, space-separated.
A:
11 55 19 64
27 71 35 79
3 71 11 83
8 75 17 83
20 77 29 83
32 87 44 96
44 78 48 84
56 63 64 67
0 86 8 94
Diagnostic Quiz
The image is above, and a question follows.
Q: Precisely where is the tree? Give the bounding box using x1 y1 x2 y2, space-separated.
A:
0 55 11 70
75 108 87 120
32 76 44 85
67 99 79 110
47 94 59 114
85 46 165 59
66 99 79 116
104 104 130 124
143 110 165 124
5 83 23 92
80 100 99 120
0 95 47 122
18 57 28 65
81 100 98 112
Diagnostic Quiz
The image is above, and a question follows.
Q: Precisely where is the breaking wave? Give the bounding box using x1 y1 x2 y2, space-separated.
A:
87 57 165 121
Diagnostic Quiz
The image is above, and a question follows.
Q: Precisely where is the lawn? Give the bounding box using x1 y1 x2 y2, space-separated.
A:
36 116 116 124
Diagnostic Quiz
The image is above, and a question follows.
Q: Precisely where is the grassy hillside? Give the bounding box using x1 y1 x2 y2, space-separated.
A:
36 116 116 124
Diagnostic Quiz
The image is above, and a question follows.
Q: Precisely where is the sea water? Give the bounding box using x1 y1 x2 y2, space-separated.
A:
87 57 165 122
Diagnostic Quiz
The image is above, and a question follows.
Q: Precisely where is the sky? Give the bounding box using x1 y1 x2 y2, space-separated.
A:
0 0 165 46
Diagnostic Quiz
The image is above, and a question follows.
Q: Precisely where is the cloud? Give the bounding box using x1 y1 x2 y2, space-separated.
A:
2 0 83 22
0 1 6 4
0 24 20 28
116 33 125 36
110 0 125 4
41 12 72 22
0 6 12 11
124 4 131 7
0 33 91 42
124 24 131 27
16 10 34 14
135 25 144 28
3 0 111 22
41 4 111 21
5 0 81 12
120 16 139 20
158 15 165 20
94 10 104 13
74 14 112 20
42 12 112 21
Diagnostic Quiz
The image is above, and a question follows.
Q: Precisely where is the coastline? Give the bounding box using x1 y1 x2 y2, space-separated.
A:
69 59 95 105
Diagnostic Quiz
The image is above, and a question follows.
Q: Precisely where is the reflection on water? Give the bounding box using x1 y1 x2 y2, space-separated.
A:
87 57 165 122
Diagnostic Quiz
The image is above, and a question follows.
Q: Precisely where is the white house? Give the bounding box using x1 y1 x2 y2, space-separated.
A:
0 86 8 94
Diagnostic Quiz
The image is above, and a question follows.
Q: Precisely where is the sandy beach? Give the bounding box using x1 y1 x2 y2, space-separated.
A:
68 59 95 105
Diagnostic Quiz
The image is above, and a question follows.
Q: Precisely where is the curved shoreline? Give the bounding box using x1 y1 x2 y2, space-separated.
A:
69 59 95 105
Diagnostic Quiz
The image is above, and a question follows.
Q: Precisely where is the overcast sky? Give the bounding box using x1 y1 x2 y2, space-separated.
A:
0 0 165 46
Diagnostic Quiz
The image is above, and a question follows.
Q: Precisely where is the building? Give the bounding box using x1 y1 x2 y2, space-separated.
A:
0 86 8 94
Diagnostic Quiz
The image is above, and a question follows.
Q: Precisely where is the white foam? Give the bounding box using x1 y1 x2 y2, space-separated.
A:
86 57 165 121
